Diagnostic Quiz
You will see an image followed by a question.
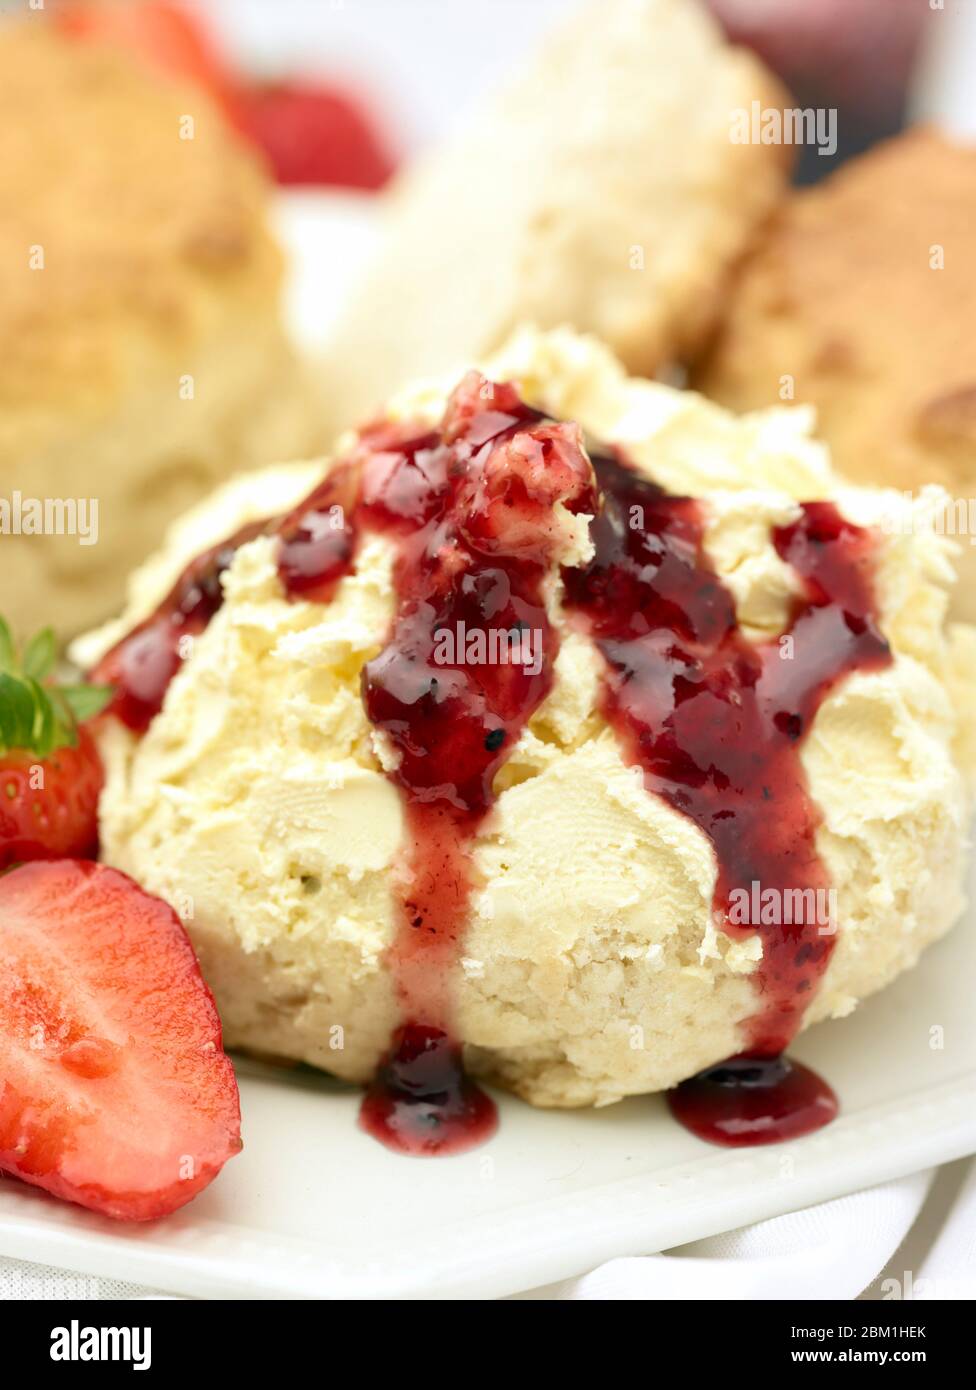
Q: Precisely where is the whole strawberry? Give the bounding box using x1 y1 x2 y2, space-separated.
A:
0 619 112 869
236 81 396 190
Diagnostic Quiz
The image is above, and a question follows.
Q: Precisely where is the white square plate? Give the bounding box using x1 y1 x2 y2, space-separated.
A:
2 198 972 1299
2 851 974 1300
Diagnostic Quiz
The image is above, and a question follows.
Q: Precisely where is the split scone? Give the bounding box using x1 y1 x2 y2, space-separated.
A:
0 22 317 638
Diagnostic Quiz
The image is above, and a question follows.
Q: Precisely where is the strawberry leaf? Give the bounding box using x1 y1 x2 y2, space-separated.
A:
0 672 36 752
46 689 80 747
0 618 14 674
0 617 112 756
22 628 57 682
59 685 113 724
25 678 59 758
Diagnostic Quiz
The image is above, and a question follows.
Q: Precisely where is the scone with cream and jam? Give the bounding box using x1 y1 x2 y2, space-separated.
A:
75 329 975 1149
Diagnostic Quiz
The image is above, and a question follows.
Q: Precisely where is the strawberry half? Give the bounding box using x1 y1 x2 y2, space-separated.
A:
0 860 242 1220
0 618 112 870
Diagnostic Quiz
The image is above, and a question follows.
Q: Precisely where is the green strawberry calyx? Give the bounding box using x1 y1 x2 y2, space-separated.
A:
0 617 113 758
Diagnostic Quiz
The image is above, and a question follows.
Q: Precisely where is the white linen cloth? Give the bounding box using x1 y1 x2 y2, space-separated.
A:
2 1158 973 1300
513 1158 976 1301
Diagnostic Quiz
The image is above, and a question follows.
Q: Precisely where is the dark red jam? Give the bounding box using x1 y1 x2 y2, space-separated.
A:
277 460 360 602
95 382 891 1155
359 1023 498 1156
564 460 891 1057
352 376 593 1153
564 456 890 1142
93 519 271 733
667 1054 838 1147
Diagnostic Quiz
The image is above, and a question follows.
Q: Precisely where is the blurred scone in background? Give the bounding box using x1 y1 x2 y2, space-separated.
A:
697 128 976 621
320 0 793 436
0 20 317 638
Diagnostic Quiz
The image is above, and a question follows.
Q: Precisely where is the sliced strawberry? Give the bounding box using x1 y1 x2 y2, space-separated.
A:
0 860 241 1220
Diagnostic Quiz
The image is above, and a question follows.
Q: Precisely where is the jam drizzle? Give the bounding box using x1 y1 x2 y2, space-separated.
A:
354 376 594 1154
96 389 892 1154
564 458 890 1143
94 519 271 733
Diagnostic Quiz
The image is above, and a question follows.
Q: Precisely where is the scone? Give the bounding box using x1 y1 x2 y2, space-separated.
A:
696 128 976 619
75 328 975 1115
0 21 317 639
319 0 791 436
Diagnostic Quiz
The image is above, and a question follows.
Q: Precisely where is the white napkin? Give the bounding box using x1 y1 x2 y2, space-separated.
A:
513 1159 976 1301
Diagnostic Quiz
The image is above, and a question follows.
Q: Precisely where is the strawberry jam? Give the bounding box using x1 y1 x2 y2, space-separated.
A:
94 519 270 733
352 376 594 1154
564 456 890 1144
359 1023 497 1157
96 383 891 1155
667 1054 838 1147
277 460 360 602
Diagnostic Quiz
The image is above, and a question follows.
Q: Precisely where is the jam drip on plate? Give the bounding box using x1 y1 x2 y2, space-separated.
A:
667 1055 838 1147
564 456 891 1144
358 1022 497 1158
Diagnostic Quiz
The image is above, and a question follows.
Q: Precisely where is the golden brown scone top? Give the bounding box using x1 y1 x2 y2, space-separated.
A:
0 21 281 444
697 128 976 498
